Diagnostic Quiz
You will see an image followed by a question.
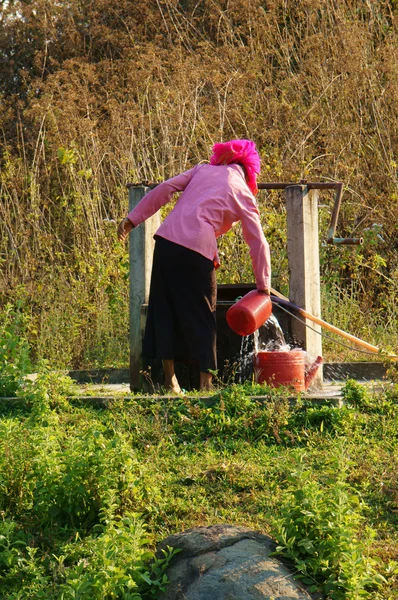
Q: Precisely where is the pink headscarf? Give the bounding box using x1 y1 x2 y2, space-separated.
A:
209 139 261 195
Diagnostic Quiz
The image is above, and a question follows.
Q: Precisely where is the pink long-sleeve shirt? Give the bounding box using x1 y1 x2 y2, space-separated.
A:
127 163 271 290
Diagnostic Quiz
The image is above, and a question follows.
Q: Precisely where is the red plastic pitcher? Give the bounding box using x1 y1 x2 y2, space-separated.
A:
226 290 272 336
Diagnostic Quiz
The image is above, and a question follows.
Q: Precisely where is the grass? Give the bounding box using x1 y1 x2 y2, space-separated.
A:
0 374 397 598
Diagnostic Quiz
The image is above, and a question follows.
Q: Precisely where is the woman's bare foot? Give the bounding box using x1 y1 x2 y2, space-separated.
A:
200 371 213 391
165 375 182 395
162 359 182 394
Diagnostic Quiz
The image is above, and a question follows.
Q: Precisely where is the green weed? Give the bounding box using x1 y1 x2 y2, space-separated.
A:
271 451 386 598
0 303 31 397
57 505 178 600
0 375 397 598
166 383 295 447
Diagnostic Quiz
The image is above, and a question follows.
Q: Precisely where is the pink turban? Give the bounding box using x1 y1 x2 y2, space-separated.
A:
209 139 261 195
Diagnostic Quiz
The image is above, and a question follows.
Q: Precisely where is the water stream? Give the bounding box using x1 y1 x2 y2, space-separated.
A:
237 313 323 387
238 314 291 383
237 334 254 383
253 314 290 353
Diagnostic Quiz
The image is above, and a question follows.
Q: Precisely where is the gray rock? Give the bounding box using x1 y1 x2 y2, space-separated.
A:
157 524 317 600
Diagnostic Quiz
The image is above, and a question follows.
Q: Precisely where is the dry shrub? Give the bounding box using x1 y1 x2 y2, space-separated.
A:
1 0 397 365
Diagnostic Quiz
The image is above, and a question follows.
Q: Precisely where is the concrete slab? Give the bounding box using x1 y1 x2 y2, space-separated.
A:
66 362 390 386
0 379 389 408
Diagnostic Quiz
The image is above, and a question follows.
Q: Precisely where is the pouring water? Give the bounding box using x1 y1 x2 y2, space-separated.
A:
254 314 290 352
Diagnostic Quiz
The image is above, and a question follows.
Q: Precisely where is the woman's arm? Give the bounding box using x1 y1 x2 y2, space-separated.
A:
126 167 197 227
237 194 271 293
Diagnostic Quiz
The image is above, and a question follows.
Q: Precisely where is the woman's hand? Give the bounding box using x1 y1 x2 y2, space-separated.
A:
117 218 134 242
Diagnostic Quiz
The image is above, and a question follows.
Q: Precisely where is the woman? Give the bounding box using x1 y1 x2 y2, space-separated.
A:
117 139 271 393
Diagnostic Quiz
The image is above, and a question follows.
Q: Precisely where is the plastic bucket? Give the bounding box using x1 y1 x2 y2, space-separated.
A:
226 290 272 336
254 350 307 392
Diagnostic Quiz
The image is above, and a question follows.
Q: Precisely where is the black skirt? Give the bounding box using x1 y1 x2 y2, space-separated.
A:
142 236 217 372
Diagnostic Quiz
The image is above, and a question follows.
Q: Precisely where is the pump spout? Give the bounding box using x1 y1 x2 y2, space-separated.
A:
305 356 323 390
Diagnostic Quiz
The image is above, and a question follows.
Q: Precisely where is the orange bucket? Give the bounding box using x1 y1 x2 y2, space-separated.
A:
254 350 322 392
226 290 272 336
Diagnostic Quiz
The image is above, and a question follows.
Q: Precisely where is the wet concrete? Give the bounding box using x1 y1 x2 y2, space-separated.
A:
1 380 390 408
67 362 389 385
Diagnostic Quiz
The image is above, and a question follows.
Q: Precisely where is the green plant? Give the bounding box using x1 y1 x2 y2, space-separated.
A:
271 451 385 599
168 383 295 447
0 303 31 397
20 363 76 418
0 376 180 598
0 510 177 600
0 518 27 571
342 379 398 417
0 518 53 599
290 402 349 437
58 505 177 600
1 373 398 597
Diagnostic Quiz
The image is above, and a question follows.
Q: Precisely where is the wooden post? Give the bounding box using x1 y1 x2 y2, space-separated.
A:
128 186 161 391
285 185 323 387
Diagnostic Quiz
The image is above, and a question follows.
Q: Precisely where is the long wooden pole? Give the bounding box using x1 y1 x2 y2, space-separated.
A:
270 287 398 362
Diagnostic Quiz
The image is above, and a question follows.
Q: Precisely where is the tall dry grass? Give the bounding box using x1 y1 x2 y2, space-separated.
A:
1 0 397 366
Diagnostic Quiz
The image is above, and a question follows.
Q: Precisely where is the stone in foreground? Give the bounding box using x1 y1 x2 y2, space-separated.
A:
157 524 316 600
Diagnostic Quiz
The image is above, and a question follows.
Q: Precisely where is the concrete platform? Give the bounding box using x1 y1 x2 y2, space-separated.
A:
66 363 390 385
61 379 390 409
0 373 390 408
32 381 389 408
